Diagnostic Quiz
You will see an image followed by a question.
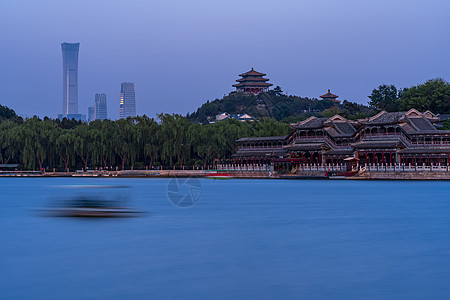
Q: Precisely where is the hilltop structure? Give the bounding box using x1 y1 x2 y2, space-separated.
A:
232 68 272 94
320 89 340 103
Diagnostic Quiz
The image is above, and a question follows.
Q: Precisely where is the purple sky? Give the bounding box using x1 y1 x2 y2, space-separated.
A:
1 0 450 119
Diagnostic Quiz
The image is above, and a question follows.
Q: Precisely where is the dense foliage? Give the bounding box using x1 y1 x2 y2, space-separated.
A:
369 79 450 114
0 105 17 120
188 87 374 123
0 115 290 171
443 119 450 130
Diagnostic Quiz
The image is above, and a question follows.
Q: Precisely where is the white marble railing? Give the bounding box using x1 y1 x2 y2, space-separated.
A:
216 165 270 171
365 164 450 172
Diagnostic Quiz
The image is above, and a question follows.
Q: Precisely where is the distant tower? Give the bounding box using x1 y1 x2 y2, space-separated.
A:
319 89 341 104
88 107 95 122
120 82 136 119
61 42 80 117
233 68 272 94
95 93 108 120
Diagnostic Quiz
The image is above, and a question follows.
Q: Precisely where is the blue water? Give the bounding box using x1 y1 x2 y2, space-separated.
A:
1 178 450 299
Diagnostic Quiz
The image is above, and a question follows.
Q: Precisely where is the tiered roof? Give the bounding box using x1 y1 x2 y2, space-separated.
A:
233 68 273 92
239 69 267 77
320 89 341 103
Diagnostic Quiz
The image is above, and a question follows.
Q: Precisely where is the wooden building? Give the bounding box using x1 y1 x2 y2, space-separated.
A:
232 68 273 94
228 109 450 171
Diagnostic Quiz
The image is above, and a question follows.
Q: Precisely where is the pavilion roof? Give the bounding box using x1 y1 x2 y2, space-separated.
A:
236 77 270 82
233 82 273 87
359 111 407 125
407 117 436 131
239 68 266 77
320 89 338 99
292 116 328 129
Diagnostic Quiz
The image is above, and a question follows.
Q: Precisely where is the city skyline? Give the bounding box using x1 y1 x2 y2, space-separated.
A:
95 93 107 120
120 82 136 119
1 1 450 119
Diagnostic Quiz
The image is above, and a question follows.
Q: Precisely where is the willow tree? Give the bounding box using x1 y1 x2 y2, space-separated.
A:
19 118 56 170
0 120 18 164
159 114 191 168
113 118 138 170
135 115 160 168
90 120 116 169
73 123 97 170
56 129 76 171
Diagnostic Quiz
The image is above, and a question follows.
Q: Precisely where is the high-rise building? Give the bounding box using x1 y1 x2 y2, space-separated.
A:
120 82 136 119
88 107 95 122
95 93 108 120
61 42 80 117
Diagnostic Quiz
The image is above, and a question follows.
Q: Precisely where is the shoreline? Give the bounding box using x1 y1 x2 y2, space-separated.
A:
1 169 450 180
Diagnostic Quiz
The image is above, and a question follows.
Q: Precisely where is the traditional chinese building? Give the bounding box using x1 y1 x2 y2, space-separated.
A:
224 109 450 172
320 89 341 103
233 68 273 94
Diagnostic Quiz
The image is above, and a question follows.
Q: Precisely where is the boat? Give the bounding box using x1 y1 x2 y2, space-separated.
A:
43 185 145 218
204 172 234 179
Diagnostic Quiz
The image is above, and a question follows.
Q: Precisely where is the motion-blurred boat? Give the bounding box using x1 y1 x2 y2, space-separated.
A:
43 185 145 218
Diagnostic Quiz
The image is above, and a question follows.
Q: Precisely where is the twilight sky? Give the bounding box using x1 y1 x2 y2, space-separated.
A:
1 0 450 119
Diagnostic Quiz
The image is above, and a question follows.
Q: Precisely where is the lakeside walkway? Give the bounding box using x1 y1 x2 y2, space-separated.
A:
1 164 450 180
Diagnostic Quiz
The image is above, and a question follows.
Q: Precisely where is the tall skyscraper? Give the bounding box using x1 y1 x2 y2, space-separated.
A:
95 93 108 120
120 82 136 119
88 107 95 122
61 42 80 117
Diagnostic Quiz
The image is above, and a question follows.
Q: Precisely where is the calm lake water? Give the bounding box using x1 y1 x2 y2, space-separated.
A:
1 178 450 299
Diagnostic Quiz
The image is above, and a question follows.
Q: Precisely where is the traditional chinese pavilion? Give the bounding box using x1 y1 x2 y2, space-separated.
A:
320 89 341 103
233 68 273 94
221 109 450 173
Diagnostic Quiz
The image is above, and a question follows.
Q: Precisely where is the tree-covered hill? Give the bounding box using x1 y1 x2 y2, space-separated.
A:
188 87 374 123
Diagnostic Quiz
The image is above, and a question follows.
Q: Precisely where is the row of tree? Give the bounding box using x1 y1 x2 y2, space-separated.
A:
0 115 290 171
368 78 450 114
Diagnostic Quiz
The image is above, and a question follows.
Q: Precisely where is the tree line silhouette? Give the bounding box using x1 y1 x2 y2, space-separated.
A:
0 115 290 171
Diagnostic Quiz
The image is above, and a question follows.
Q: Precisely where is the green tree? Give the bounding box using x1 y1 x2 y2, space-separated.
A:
400 78 450 114
0 105 17 120
368 84 400 111
442 119 450 130
159 114 191 168
0 120 19 164
56 130 76 171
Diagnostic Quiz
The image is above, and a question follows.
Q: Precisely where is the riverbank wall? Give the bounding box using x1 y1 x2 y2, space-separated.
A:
1 169 450 180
